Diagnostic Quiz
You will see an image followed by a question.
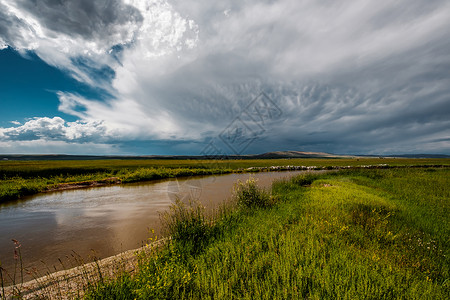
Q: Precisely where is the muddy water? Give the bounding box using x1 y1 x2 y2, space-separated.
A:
0 171 312 280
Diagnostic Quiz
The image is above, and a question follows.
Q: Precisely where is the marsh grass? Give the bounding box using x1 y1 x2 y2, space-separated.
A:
82 167 449 299
119 167 230 183
2 167 449 299
161 199 212 258
0 178 47 202
233 177 273 208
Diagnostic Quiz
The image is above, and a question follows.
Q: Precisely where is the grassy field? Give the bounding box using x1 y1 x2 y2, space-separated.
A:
81 167 449 299
1 158 449 203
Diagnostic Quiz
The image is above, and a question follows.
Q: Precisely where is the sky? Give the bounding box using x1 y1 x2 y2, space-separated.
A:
0 0 449 156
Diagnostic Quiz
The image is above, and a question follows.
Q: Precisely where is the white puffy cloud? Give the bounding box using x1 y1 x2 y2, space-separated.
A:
0 117 107 142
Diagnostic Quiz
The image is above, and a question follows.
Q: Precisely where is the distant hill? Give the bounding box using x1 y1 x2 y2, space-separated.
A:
252 151 352 159
0 152 448 161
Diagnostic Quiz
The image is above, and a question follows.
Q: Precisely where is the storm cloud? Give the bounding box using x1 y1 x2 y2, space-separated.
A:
0 0 449 155
0 0 142 50
17 0 143 41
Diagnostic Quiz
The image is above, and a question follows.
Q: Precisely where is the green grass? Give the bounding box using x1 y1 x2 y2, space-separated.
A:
1 158 449 177
233 177 273 209
1 158 449 203
83 168 449 299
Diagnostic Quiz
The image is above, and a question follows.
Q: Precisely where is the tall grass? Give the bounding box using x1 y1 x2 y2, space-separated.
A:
2 167 449 298
81 168 449 299
0 178 47 202
161 199 212 258
119 167 230 183
233 177 273 208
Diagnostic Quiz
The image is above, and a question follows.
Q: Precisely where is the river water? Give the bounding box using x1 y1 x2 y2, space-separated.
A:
0 171 310 280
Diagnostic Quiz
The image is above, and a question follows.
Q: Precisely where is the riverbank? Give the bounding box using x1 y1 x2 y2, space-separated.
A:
1 157 449 204
3 167 447 299
2 238 168 299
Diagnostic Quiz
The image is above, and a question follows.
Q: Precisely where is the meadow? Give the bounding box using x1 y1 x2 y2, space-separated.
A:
79 167 449 299
1 157 448 203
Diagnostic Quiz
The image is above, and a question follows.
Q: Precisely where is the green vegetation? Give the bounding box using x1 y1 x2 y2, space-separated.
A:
1 158 448 203
83 168 449 299
233 177 273 208
119 168 230 183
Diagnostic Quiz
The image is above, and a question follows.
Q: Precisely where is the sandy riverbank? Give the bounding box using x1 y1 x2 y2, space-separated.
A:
2 238 167 299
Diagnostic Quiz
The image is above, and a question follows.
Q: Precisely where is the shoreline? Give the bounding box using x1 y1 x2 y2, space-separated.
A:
44 177 122 192
2 238 168 299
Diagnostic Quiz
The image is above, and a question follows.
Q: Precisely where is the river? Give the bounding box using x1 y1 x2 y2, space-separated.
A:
0 171 311 281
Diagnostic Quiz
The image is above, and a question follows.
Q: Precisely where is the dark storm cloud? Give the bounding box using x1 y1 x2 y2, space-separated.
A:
17 0 143 43
1 0 449 155
0 3 27 47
